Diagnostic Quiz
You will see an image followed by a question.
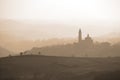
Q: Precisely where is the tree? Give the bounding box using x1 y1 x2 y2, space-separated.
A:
38 52 41 55
8 54 11 57
20 52 23 56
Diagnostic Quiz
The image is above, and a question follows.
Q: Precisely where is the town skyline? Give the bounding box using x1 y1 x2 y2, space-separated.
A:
0 25 120 53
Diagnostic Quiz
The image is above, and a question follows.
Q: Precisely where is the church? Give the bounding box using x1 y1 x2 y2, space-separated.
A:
77 29 93 46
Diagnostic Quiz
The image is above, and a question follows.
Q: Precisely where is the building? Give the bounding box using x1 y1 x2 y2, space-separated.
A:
78 29 93 46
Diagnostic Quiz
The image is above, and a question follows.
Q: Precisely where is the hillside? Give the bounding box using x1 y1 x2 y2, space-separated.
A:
0 55 120 80
29 42 120 57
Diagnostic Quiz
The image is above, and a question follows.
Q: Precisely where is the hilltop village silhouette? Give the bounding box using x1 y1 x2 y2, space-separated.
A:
75 29 93 47
21 29 120 57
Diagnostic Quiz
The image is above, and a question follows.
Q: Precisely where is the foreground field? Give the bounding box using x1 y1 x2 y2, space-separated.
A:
0 55 120 80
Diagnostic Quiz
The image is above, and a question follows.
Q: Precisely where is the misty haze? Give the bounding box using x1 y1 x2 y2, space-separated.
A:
0 0 120 80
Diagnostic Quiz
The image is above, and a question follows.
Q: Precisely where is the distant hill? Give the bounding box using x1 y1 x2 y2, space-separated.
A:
0 19 120 53
0 55 120 80
0 46 12 57
28 42 120 57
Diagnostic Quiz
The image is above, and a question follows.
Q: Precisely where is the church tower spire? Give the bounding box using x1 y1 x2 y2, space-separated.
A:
78 28 82 43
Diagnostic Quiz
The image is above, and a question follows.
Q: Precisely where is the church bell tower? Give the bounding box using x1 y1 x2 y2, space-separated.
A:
78 29 82 43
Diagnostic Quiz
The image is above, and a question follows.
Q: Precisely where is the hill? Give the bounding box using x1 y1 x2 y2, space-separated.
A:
0 55 120 80
29 42 120 57
1 19 120 53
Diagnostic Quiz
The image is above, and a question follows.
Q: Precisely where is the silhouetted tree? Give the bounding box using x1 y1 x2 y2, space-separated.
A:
38 52 41 55
20 52 23 56
8 54 11 57
23 51 28 55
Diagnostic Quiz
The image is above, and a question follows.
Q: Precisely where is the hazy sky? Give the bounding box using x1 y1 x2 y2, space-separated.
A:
0 0 120 20
0 0 120 40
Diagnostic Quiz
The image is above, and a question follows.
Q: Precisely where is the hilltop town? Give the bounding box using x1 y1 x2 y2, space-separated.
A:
19 29 120 57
